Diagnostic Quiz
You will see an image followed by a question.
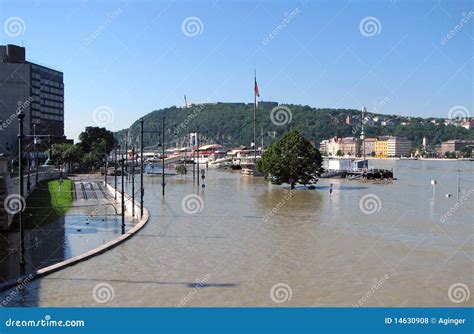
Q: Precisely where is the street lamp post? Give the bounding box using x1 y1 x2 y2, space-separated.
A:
44 135 54 166
17 111 26 273
33 124 39 185
197 126 200 186
140 119 144 219
121 157 125 234
104 144 108 187
161 116 165 197
114 144 119 200
124 134 128 178
131 147 135 218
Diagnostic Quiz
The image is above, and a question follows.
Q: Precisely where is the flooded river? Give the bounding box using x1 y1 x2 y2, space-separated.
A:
1 159 472 306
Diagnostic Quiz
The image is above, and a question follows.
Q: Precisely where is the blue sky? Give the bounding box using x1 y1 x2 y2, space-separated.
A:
1 0 472 140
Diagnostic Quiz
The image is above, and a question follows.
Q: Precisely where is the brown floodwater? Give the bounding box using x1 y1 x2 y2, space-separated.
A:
1 159 472 307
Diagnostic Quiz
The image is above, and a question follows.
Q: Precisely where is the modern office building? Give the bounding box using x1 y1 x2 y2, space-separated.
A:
0 44 64 156
387 137 412 157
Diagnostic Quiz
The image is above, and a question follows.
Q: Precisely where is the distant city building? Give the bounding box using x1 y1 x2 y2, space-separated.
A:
375 138 389 158
387 137 412 157
441 140 474 155
381 119 394 127
461 118 473 130
257 101 279 108
340 137 361 157
0 44 64 155
345 114 360 125
319 139 329 155
362 138 377 156
323 137 361 157
321 136 412 158
325 137 342 156
363 117 375 127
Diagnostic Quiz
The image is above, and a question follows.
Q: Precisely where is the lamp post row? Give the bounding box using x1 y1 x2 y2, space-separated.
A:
16 112 203 272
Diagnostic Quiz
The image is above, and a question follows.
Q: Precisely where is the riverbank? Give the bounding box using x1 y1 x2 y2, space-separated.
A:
0 175 148 289
17 179 73 228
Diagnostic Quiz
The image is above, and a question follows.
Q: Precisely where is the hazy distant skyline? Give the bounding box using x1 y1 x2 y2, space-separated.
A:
1 0 472 140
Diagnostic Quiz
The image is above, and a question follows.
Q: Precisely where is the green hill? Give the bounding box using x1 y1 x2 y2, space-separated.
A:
116 103 473 150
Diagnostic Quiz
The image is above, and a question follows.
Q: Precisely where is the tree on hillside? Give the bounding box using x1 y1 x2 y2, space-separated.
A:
257 130 323 189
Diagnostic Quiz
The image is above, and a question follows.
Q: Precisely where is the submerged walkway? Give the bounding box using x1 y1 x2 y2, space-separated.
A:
0 174 140 289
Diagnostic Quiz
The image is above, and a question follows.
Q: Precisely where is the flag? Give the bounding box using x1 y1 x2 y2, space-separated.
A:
254 78 260 97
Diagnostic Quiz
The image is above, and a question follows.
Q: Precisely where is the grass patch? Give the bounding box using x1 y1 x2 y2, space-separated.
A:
48 179 73 215
21 179 73 228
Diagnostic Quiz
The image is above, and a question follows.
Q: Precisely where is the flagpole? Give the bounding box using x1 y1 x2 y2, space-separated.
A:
254 69 257 161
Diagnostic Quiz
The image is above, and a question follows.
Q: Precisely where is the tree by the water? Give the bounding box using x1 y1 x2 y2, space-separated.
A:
257 130 323 189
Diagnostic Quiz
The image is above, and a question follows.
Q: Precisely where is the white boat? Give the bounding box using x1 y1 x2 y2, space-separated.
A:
144 158 176 175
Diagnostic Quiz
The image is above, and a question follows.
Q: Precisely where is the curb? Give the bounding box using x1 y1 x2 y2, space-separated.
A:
0 183 149 294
